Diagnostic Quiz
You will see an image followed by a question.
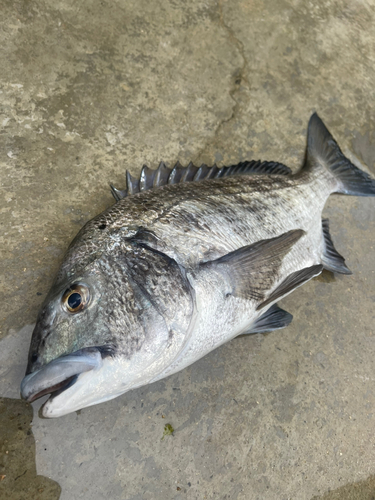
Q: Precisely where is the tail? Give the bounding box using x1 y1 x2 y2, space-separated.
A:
305 113 375 196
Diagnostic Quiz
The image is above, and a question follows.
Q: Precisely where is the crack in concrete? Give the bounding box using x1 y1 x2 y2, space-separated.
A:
194 0 249 162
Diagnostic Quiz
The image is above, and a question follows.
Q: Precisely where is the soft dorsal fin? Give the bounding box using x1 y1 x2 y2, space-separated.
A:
110 159 292 201
321 219 352 274
257 264 323 310
204 229 304 302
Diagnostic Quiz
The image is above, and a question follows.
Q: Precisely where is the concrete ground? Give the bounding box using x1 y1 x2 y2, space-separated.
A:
1 0 375 499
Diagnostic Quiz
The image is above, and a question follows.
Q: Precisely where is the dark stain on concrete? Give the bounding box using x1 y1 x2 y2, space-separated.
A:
0 398 61 500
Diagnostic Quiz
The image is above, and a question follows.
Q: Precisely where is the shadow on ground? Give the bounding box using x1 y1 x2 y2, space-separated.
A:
312 475 375 500
0 398 61 500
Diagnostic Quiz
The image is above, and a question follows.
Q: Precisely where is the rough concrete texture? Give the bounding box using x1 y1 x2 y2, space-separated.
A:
1 0 375 499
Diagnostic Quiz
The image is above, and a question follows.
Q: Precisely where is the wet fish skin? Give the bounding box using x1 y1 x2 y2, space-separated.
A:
20 113 375 417
27 240 194 369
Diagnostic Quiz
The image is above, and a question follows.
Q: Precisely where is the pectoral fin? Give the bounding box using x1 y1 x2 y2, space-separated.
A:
204 229 305 302
257 264 323 310
237 304 293 337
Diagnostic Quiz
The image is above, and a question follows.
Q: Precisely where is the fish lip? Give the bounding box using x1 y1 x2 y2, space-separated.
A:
25 374 78 403
20 347 103 404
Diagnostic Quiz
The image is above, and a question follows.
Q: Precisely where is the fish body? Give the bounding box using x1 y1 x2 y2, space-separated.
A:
21 114 375 417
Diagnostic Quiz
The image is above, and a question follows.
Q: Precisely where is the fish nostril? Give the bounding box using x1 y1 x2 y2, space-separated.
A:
31 352 38 363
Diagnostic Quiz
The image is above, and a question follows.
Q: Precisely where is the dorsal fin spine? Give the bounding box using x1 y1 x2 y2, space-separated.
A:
126 171 140 195
111 159 292 201
154 162 171 187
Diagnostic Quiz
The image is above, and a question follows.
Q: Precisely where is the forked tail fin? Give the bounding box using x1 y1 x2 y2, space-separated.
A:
305 113 375 196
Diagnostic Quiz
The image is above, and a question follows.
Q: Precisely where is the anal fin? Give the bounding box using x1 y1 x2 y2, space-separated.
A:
258 264 323 310
321 219 352 275
237 304 293 336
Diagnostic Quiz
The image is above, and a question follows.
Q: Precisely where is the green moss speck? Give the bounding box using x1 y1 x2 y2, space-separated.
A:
161 423 174 440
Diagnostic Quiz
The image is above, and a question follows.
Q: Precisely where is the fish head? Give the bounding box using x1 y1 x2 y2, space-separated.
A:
21 232 194 418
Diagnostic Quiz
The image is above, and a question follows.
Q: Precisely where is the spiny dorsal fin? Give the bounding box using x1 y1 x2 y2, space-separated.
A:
110 159 292 201
204 229 305 302
153 161 171 187
126 171 140 195
321 219 352 274
140 165 157 191
168 161 186 185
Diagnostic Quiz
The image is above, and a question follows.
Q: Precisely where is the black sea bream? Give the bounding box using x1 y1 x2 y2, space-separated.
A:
21 114 375 418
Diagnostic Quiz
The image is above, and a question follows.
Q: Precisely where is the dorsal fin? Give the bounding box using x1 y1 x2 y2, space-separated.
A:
126 171 140 195
110 160 292 201
140 165 157 191
168 161 185 185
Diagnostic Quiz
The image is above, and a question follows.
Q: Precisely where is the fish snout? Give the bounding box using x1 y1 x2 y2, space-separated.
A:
20 347 103 403
25 316 58 375
26 351 42 376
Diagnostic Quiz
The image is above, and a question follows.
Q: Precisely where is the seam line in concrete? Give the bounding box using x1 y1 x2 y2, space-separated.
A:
194 0 250 161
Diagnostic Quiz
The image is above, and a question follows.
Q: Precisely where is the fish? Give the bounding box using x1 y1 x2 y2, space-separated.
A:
20 113 375 418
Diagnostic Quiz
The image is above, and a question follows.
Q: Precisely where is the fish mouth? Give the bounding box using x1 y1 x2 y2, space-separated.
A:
25 374 78 403
20 347 102 405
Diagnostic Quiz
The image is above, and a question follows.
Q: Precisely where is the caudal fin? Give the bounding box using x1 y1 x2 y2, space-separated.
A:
306 113 375 196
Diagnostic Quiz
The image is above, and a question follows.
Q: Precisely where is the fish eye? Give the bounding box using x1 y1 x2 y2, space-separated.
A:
62 284 90 313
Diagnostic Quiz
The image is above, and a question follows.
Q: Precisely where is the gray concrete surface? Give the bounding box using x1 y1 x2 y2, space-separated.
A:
1 0 375 499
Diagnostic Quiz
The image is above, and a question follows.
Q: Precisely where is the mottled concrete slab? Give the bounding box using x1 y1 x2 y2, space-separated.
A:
1 0 375 499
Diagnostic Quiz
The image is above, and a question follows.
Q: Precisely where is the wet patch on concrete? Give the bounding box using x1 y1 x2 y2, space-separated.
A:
0 398 61 500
